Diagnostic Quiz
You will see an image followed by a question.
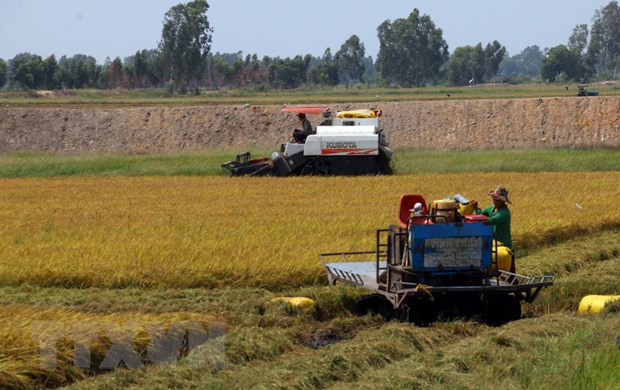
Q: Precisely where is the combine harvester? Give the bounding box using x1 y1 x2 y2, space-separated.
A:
221 106 393 176
322 194 555 325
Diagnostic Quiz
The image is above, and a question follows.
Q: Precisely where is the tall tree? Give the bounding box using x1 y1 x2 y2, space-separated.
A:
335 35 365 84
483 41 506 81
43 54 60 89
123 50 157 88
158 0 213 87
447 41 505 86
107 57 124 88
376 9 449 87
10 53 44 89
0 59 7 88
57 54 100 88
498 46 544 78
568 24 589 55
362 56 376 81
447 44 484 86
307 49 339 86
541 45 588 82
588 1 620 76
268 55 311 89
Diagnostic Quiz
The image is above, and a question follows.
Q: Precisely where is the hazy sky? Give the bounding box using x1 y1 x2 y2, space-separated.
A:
1 0 612 63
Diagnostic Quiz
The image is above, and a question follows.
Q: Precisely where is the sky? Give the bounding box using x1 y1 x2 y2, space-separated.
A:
0 0 613 64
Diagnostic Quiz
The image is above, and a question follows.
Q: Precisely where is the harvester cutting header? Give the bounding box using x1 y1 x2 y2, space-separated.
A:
221 106 394 176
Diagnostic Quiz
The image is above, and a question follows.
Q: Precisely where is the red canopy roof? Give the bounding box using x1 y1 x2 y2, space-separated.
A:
281 106 329 115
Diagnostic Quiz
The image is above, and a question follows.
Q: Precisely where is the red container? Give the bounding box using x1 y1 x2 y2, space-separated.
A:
464 214 488 223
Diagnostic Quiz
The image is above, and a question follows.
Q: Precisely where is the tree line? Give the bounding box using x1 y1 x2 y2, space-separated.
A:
1 1 619 92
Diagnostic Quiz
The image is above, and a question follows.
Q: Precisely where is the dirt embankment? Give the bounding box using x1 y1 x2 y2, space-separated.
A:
0 97 618 153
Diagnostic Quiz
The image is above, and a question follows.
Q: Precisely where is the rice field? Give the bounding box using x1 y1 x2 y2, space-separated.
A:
0 306 216 388
0 173 618 290
0 172 619 389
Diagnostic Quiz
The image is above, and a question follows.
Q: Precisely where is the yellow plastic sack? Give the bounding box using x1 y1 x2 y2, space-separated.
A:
458 202 475 216
491 241 512 273
336 109 376 118
578 295 620 314
270 297 315 312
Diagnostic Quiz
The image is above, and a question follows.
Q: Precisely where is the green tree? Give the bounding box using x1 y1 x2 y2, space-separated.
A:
10 53 45 89
0 59 7 88
588 1 620 77
57 54 101 88
307 49 339 86
158 0 213 87
376 9 449 86
447 41 504 86
447 45 484 86
268 55 311 88
541 45 588 82
499 45 544 78
362 56 376 82
483 41 506 81
205 51 242 87
43 54 60 89
137 49 162 87
568 24 589 55
123 50 153 87
107 57 124 88
238 53 268 86
335 35 365 84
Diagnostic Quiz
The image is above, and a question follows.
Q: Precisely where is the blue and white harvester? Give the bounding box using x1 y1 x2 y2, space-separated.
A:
322 194 554 325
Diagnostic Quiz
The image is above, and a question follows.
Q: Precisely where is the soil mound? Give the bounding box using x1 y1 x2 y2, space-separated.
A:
0 97 618 153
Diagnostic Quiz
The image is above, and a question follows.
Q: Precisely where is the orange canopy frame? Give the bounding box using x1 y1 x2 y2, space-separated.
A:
281 106 329 115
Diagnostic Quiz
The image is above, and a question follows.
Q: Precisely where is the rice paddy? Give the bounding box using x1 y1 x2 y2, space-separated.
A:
0 169 618 389
0 173 618 290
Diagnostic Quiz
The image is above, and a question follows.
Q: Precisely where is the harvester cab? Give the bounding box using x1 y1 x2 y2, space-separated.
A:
322 194 555 326
221 106 393 176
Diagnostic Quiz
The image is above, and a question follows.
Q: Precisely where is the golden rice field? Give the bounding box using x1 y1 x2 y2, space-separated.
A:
1 172 619 290
0 172 619 389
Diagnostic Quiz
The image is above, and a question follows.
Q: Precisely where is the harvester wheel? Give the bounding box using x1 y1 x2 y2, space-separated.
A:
485 293 521 326
316 161 331 175
408 298 439 326
377 156 393 175
270 151 292 176
355 294 394 320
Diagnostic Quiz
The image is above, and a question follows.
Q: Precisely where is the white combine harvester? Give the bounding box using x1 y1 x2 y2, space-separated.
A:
221 106 394 176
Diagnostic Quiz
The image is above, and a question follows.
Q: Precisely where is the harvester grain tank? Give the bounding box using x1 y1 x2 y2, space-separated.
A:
221 106 394 176
322 194 555 325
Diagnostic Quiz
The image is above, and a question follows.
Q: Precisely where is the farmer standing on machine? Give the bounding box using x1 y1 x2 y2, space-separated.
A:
471 185 513 250
471 185 514 272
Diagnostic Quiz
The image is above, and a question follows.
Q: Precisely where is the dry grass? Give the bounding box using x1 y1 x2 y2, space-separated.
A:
0 173 618 290
0 305 214 389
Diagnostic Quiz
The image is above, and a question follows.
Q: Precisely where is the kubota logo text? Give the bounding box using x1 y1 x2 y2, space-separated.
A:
325 142 357 148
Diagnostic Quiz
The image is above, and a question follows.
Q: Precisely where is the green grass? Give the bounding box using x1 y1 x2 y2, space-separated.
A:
0 149 243 177
1 82 619 107
0 148 618 178
394 148 620 173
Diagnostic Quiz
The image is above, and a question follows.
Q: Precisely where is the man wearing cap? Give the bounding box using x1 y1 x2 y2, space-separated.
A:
471 186 513 251
292 113 313 143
